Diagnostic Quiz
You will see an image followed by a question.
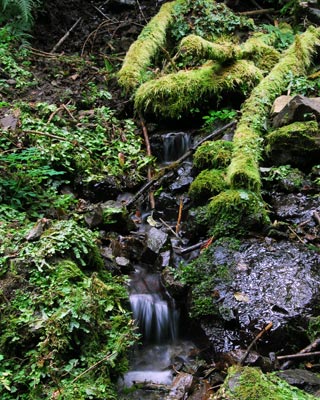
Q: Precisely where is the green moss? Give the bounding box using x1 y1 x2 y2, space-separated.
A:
215 366 318 400
189 169 228 205
194 140 234 170
207 189 269 237
307 316 320 343
179 34 237 63
135 60 262 118
265 120 320 156
227 26 320 192
117 1 175 91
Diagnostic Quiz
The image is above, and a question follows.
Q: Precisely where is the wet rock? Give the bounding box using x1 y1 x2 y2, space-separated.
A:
270 192 320 226
146 227 168 254
271 95 292 115
261 166 308 193
25 218 51 241
115 256 132 273
227 349 273 372
84 205 103 228
277 369 320 395
165 372 194 400
192 239 320 352
272 95 320 128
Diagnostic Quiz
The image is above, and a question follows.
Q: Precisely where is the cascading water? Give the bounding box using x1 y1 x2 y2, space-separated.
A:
129 268 179 343
120 268 196 393
130 293 178 343
163 131 192 163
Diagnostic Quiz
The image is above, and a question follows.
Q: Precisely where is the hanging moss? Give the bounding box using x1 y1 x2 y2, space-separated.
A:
189 169 228 205
207 189 269 237
227 26 320 192
135 60 262 119
214 366 318 400
117 1 175 91
193 140 234 170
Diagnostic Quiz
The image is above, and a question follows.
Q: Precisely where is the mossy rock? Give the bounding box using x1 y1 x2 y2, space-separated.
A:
189 169 228 205
214 366 318 400
207 189 269 237
265 120 320 169
193 140 234 170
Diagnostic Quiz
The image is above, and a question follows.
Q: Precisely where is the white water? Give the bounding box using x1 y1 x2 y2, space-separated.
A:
163 131 192 163
130 293 178 343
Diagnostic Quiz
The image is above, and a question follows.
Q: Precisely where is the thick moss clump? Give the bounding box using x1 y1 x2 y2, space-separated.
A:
265 120 320 168
214 366 317 400
117 1 175 91
227 26 320 192
207 189 269 237
135 60 262 118
194 140 234 170
189 169 227 205
179 34 237 63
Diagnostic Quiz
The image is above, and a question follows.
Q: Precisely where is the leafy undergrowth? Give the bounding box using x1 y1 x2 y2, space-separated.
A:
0 25 145 399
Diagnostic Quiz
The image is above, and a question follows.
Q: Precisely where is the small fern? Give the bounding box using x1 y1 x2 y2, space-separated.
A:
0 0 39 27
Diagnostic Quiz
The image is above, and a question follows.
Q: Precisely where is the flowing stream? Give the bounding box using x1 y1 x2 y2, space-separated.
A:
121 268 196 391
162 131 192 163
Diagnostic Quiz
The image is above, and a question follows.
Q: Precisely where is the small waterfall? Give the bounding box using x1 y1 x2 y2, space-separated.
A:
129 268 179 343
130 294 178 343
163 131 192 163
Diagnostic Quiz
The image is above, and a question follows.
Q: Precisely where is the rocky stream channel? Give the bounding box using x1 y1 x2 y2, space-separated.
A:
85 118 320 399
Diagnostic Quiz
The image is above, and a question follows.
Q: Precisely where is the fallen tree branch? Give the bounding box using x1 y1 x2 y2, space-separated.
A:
72 352 116 383
238 8 275 16
240 322 273 365
281 337 320 370
125 120 236 208
277 350 320 361
51 18 82 53
176 196 184 234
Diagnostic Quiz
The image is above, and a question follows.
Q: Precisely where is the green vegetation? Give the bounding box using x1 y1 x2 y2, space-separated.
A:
214 366 318 400
0 0 39 32
169 239 235 319
189 169 227 205
193 140 234 170
135 60 262 119
171 0 254 42
227 26 320 192
207 189 269 237
117 1 175 91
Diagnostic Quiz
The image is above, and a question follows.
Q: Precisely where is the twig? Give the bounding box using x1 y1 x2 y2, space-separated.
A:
240 322 273 365
176 196 184 234
287 225 305 244
238 8 275 16
136 0 148 23
139 113 155 210
24 130 89 152
51 18 82 53
48 105 63 124
159 218 181 239
177 240 209 255
248 0 274 22
313 211 320 226
72 352 115 383
277 351 320 361
62 104 76 121
281 338 320 370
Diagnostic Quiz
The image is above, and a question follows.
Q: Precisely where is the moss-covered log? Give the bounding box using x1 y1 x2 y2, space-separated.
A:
117 1 175 91
179 34 237 63
134 60 262 119
227 25 320 192
179 32 280 72
189 169 228 205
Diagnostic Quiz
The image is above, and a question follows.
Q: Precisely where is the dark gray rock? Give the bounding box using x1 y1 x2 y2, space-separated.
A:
272 95 320 128
146 227 168 254
277 369 320 394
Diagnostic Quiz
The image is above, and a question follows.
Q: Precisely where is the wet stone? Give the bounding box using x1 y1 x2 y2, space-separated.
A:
277 369 320 394
146 227 168 254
